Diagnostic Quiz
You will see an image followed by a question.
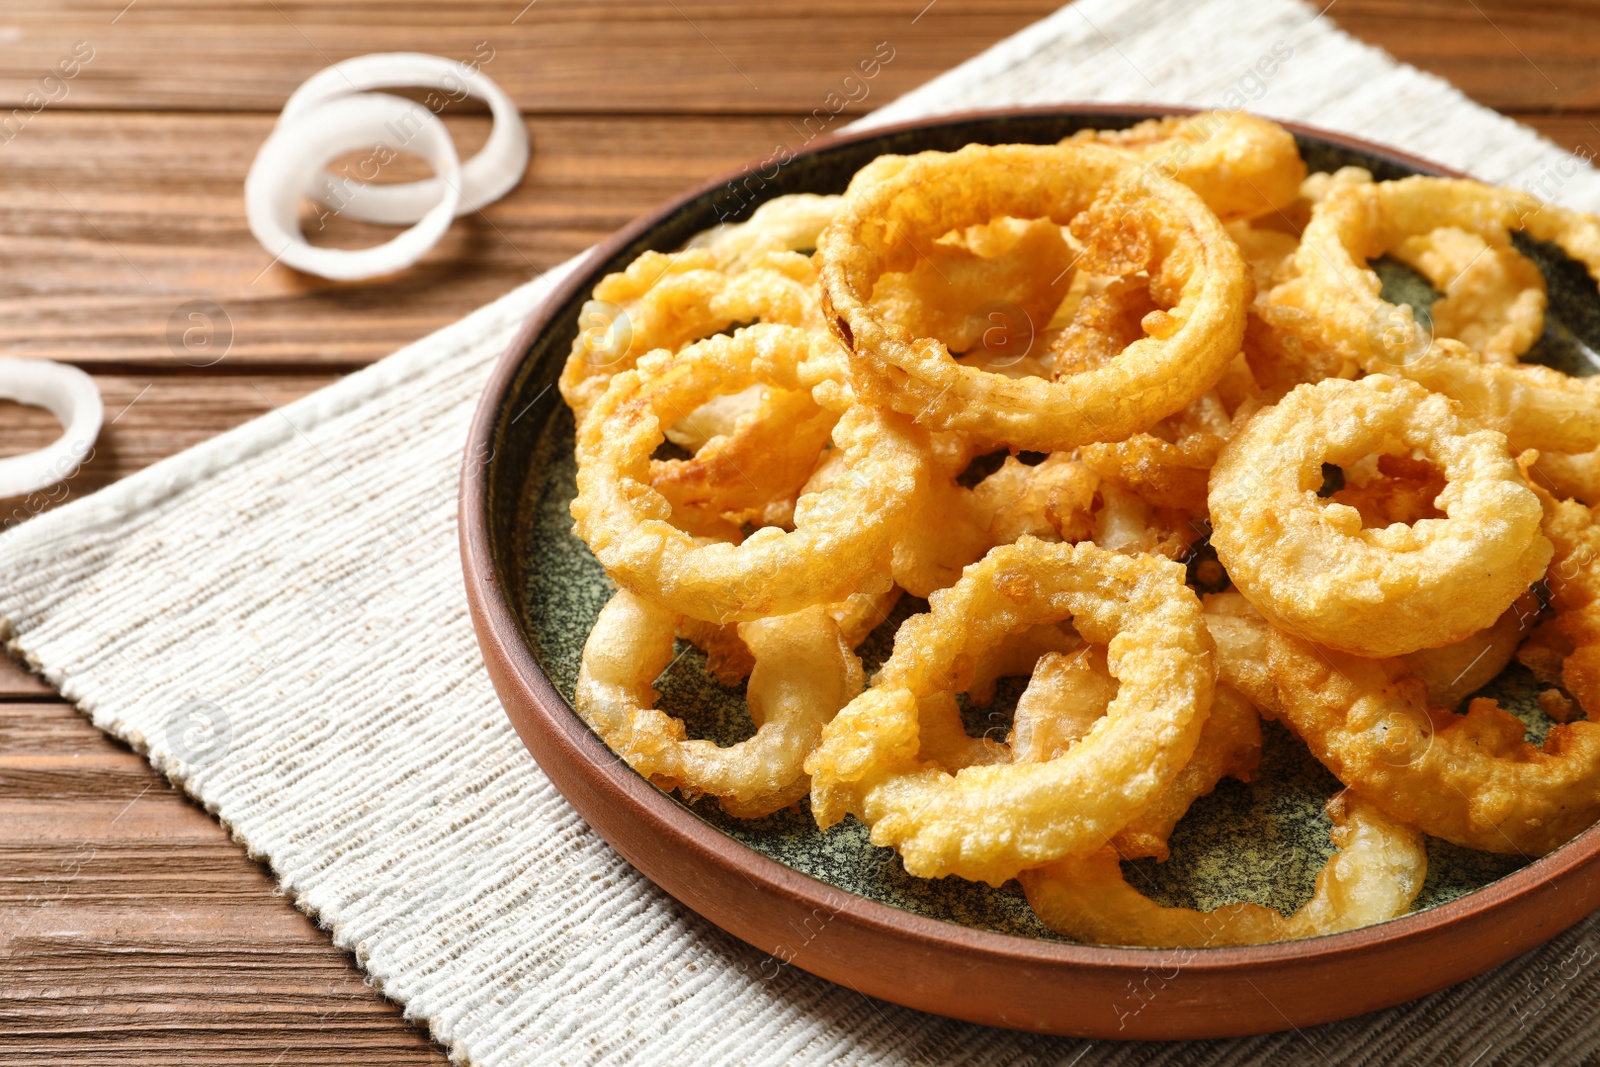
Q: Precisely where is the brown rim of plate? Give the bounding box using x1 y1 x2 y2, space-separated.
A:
459 104 1600 1040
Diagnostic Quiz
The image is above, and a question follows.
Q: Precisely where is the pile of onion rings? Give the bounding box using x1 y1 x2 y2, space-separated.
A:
557 112 1600 947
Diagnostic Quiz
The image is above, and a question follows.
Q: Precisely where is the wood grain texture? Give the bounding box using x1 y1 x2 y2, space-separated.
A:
0 112 806 368
2 2 1598 1063
0 1 1058 113
0 703 450 1065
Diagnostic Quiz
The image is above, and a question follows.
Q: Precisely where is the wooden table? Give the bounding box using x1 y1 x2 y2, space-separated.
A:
1 2 1597 1061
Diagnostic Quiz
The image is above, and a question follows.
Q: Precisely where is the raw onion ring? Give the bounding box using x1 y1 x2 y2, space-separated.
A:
816 142 1249 452
0 358 102 498
278 52 528 224
245 92 461 281
805 538 1214 886
1208 374 1551 657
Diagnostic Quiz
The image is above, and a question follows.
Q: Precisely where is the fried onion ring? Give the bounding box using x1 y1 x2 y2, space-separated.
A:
576 589 865 817
572 324 927 623
1067 110 1307 222
1007 645 1263 862
1392 226 1547 364
1209 611 1600 855
1399 594 1540 712
1527 487 1600 719
645 254 843 523
816 142 1249 452
689 192 842 270
1111 684 1263 862
559 248 728 421
1021 793 1426 947
1269 176 1600 453
806 538 1214 885
868 215 1076 356
1209 375 1551 657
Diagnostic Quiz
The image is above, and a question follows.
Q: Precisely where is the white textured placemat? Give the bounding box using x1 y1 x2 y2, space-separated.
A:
6 1 1600 1063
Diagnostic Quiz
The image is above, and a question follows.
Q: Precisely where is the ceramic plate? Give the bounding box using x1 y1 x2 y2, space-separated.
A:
461 106 1600 1039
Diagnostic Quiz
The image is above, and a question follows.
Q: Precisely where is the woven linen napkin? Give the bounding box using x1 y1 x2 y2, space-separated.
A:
7 1 1600 1063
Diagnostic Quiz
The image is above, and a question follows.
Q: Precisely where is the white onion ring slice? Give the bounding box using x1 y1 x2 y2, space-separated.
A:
279 52 528 224
245 93 462 282
0 358 103 499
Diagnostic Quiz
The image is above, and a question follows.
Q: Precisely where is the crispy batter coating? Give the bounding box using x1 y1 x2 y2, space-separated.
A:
577 589 866 817
1110 684 1264 862
688 193 842 270
556 118 1600 946
1400 594 1540 711
559 249 730 421
1209 375 1551 657
806 539 1214 885
1269 176 1600 453
869 216 1076 355
1529 486 1600 719
1006 644 1263 862
817 142 1248 452
572 324 926 623
1209 611 1600 855
1021 793 1425 947
1068 111 1307 223
1392 226 1546 364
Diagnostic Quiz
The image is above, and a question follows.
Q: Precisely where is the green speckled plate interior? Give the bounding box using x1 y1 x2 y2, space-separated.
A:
487 111 1600 945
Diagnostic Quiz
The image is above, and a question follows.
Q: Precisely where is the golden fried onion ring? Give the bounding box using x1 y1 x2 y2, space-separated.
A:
559 248 728 422
577 589 865 817
1391 226 1547 365
1209 610 1600 855
806 538 1214 886
688 192 842 270
1008 645 1263 862
1067 110 1307 223
1021 793 1426 947
1111 684 1264 862
816 142 1249 452
1528 487 1600 719
1209 375 1551 657
645 256 840 523
868 215 1076 356
572 324 927 623
1400 595 1539 712
1270 176 1600 453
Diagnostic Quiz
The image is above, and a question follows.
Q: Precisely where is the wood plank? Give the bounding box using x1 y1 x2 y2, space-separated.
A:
0 702 448 1065
8 105 1600 378
1333 0 1600 113
0 0 1055 114
0 112 804 368
0 654 57 699
0 1 1596 116
0 374 336 508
